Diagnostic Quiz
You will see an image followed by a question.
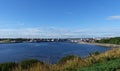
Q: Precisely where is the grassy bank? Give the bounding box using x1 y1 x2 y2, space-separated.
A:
78 58 120 71
96 37 120 45
0 47 120 71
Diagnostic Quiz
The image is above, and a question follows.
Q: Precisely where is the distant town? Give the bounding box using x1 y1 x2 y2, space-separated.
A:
0 38 103 43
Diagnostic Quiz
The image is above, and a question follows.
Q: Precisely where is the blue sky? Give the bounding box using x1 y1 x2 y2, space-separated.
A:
0 0 120 38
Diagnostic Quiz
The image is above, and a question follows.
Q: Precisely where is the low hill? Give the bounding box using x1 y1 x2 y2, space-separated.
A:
96 37 120 44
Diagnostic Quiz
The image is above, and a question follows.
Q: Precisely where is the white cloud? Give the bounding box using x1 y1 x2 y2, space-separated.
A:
0 27 120 38
107 15 120 20
0 28 41 38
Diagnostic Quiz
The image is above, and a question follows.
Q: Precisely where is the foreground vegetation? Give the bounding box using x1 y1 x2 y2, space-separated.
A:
78 58 120 71
0 47 120 71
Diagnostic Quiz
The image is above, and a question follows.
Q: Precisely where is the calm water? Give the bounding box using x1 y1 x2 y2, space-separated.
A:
0 42 111 64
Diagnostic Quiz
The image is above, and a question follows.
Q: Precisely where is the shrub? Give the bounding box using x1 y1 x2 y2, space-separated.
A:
58 55 77 64
93 51 100 55
20 59 42 69
0 62 17 71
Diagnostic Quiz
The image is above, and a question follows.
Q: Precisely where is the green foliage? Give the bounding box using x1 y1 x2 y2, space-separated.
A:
77 58 120 71
20 59 41 69
0 59 45 71
0 62 17 71
65 67 77 71
58 55 77 64
93 51 100 55
0 56 120 71
96 37 120 44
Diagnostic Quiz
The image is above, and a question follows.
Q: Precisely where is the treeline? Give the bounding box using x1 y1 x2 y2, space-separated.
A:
0 38 69 43
0 38 30 43
96 37 120 44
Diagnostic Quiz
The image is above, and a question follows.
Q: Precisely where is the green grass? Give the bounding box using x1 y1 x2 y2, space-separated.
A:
77 58 120 71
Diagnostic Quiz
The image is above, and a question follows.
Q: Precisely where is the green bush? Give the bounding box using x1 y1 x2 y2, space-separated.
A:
20 59 41 69
58 55 78 64
93 51 100 55
0 62 17 71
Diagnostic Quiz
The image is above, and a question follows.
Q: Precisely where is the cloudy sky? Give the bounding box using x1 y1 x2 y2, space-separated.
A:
0 0 120 38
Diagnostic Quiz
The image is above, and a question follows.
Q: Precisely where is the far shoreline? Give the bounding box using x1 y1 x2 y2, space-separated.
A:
78 42 120 48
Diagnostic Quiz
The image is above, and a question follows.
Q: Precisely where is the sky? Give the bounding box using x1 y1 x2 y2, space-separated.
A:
0 0 120 38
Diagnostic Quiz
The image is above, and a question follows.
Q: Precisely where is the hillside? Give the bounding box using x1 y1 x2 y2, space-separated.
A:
96 37 120 44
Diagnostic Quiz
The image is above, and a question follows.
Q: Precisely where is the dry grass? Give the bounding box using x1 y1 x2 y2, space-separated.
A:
12 63 50 71
85 48 120 65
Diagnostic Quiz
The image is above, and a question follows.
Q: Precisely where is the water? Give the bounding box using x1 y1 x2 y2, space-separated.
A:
0 42 111 64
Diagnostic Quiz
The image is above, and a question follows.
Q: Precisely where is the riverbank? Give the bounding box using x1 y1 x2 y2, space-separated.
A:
78 42 120 48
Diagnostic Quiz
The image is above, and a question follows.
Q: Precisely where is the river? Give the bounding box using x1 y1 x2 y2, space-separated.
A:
0 42 111 64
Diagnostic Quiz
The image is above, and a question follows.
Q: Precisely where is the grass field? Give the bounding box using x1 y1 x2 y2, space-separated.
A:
78 58 120 71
